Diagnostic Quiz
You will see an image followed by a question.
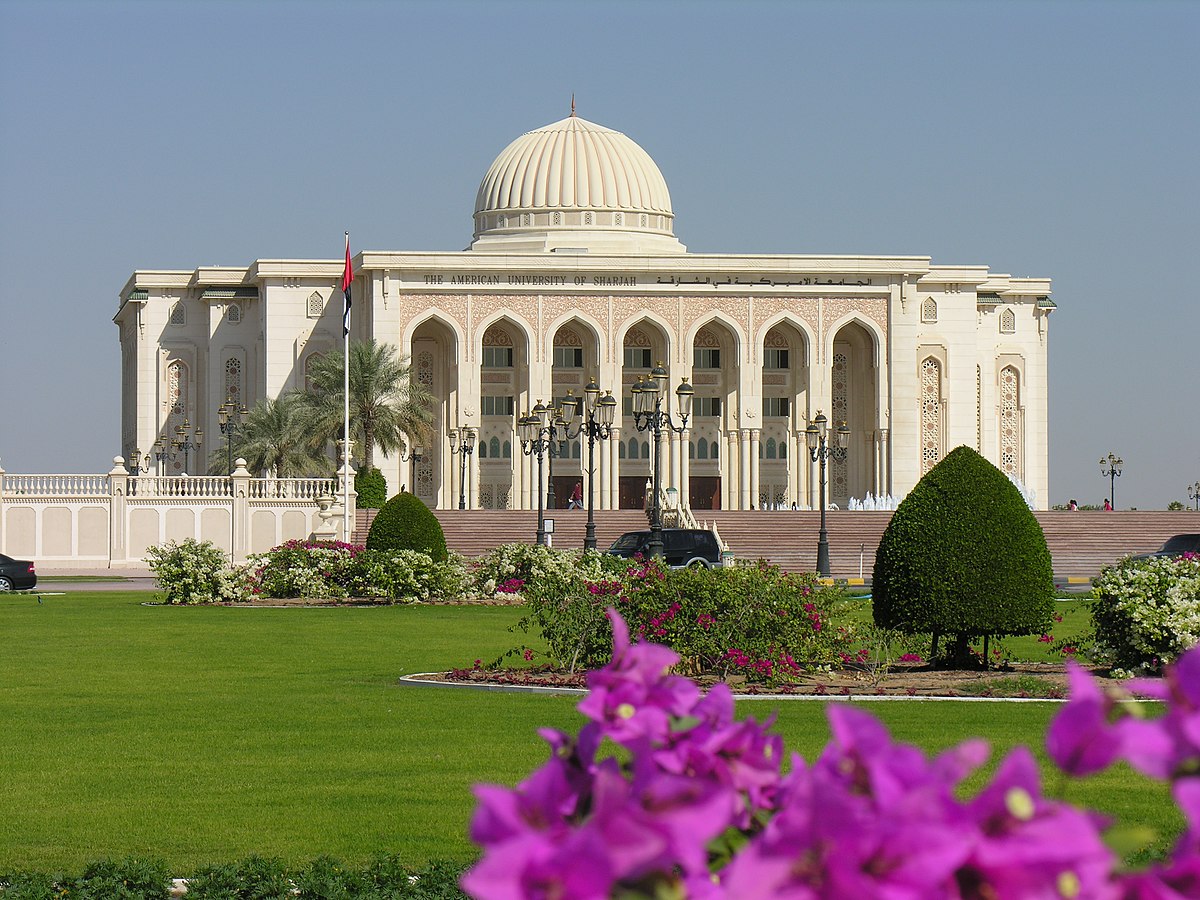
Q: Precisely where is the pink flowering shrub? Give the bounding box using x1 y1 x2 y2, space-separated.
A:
512 558 855 682
465 609 1200 899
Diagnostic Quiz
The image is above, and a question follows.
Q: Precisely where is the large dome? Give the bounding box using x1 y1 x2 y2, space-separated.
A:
470 114 685 254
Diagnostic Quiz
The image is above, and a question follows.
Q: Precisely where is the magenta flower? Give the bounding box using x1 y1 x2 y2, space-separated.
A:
1046 662 1126 776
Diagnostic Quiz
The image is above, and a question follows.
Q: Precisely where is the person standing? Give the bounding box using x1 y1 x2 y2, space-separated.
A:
1103 498 1113 511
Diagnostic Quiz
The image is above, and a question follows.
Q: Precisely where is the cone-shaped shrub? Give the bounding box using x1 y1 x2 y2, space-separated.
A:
873 446 1054 655
366 491 447 561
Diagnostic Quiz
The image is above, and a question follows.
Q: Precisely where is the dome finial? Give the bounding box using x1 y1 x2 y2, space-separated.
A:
570 93 575 117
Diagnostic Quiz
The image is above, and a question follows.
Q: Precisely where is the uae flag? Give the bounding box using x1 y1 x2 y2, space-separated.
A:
341 233 353 337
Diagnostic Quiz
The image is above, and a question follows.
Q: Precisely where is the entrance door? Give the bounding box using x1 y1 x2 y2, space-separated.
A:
689 476 721 510
619 476 650 509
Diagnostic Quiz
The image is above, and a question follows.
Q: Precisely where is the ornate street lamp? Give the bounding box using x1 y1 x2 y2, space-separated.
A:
171 419 203 475
151 435 172 474
519 401 556 546
557 378 617 551
806 411 850 577
629 362 694 560
1100 452 1123 509
217 396 249 474
399 440 424 493
448 427 476 510
1189 481 1200 512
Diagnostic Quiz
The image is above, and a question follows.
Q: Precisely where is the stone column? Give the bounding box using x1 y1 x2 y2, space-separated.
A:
749 429 761 509
606 426 620 510
724 430 738 510
108 457 129 567
679 428 690 511
740 429 752 510
231 459 251 562
335 459 357 545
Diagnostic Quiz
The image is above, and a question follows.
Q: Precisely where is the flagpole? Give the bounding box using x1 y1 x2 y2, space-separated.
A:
342 232 352 542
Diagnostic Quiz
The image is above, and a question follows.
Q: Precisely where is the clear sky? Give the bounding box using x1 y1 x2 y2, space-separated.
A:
1 0 1196 510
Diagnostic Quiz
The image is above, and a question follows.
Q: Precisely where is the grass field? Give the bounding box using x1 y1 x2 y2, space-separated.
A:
0 592 1179 873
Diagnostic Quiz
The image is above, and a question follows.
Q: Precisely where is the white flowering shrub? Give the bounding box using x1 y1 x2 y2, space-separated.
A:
350 549 471 603
470 543 620 602
146 538 251 604
1092 553 1200 673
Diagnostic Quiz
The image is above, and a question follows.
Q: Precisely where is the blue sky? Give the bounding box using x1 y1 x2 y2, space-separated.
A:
1 0 1196 510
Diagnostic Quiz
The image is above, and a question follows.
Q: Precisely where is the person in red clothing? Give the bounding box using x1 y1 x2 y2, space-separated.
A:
568 481 584 509
1103 498 1113 511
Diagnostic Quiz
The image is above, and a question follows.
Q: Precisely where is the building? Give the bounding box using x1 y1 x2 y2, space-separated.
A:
115 110 1054 512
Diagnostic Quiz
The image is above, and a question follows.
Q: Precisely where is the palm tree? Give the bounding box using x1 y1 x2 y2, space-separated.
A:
211 392 331 478
303 340 434 471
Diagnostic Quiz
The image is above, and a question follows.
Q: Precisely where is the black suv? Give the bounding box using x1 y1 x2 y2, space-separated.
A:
607 529 724 569
1132 534 1200 561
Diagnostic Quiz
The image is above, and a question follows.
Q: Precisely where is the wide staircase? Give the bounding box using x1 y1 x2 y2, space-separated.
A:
354 508 1200 582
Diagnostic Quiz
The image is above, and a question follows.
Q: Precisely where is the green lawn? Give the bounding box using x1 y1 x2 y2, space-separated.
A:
0 593 1178 873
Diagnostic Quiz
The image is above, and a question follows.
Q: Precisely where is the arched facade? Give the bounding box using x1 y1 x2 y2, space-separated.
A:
116 112 1054 509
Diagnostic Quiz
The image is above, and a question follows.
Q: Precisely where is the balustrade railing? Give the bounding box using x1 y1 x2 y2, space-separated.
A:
1 474 109 496
247 479 337 501
127 476 231 498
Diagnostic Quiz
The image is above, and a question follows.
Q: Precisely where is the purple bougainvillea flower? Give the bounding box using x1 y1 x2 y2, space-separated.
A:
963 747 1116 899
1047 662 1126 776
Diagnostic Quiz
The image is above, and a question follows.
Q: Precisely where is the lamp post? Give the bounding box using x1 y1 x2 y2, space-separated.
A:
1189 481 1200 512
217 396 249 475
448 427 476 510
806 411 850 577
399 440 424 493
1100 452 1123 509
171 420 203 475
519 401 559 546
127 448 145 476
151 435 172 474
557 379 617 551
629 362 694 560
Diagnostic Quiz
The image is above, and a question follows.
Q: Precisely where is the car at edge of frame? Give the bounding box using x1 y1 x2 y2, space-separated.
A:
1130 534 1200 562
0 553 37 591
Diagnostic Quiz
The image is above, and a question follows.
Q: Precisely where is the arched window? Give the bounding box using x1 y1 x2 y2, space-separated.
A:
765 437 777 459
303 352 324 392
779 441 787 460
1000 366 1022 478
307 291 324 318
921 297 938 323
226 303 241 324
1000 309 1016 334
619 442 627 459
628 437 639 459
502 440 512 458
169 301 185 326
688 441 695 459
697 438 707 459
711 441 719 460
478 442 488 459
921 357 943 475
490 437 501 458
641 441 650 459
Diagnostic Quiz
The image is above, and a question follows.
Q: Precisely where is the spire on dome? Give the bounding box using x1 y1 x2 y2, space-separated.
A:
570 94 575 117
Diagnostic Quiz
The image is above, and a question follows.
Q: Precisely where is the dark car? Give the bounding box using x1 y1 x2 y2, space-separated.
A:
607 528 724 569
0 554 37 591
1132 534 1200 561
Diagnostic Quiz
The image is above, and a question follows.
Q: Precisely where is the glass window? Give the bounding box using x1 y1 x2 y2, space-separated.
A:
694 347 721 369
763 397 790 417
482 347 514 368
481 395 515 416
624 346 652 369
553 346 584 368
764 348 789 369
694 396 722 417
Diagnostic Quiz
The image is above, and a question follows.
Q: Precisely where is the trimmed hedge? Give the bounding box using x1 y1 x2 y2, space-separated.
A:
366 492 448 562
354 467 389 510
872 445 1054 660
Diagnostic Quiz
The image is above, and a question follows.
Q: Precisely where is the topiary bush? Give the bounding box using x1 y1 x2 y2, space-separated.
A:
354 467 388 509
872 445 1054 666
366 492 448 562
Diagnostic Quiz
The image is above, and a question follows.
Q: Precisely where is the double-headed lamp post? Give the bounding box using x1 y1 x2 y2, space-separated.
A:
171 420 203 475
448 427 476 510
1100 452 1123 509
217 396 249 474
1189 481 1200 512
399 440 424 493
630 362 694 561
557 379 617 551
519 401 558 546
806 411 850 577
151 435 172 474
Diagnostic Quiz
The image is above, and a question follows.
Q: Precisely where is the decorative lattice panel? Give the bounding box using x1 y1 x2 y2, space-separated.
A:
831 352 848 500
1000 366 1021 478
921 357 942 475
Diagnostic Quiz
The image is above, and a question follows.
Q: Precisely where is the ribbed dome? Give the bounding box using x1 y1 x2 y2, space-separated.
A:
470 115 685 254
